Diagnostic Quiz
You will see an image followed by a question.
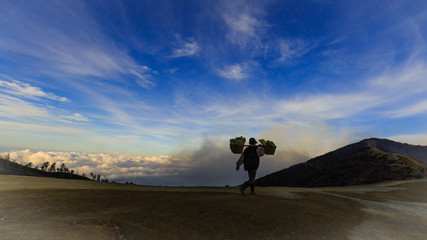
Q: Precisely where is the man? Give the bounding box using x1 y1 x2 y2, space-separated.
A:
236 138 264 196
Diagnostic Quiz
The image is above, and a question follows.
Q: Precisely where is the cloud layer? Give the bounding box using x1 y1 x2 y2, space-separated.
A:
6 149 189 180
4 126 356 186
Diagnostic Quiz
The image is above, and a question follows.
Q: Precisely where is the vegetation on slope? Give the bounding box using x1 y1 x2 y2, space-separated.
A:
0 154 92 181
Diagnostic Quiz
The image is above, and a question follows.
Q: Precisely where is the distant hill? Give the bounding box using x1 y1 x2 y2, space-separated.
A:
0 157 90 181
256 138 427 187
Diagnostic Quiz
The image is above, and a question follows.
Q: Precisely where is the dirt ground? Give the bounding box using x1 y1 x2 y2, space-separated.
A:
0 176 426 240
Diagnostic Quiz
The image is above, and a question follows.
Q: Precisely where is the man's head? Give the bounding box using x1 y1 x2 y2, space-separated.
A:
249 138 257 145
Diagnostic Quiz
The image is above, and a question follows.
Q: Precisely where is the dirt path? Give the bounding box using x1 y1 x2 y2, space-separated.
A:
263 179 427 240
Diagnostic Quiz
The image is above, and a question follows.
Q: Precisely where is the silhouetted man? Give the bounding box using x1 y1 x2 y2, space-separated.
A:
236 138 264 196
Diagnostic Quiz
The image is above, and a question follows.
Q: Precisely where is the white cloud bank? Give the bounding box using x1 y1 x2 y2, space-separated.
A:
6 149 191 181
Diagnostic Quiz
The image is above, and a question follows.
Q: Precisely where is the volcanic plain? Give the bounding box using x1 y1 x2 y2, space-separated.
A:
0 176 426 240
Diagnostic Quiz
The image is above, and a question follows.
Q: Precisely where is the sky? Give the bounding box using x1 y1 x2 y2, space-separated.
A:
1 0 427 186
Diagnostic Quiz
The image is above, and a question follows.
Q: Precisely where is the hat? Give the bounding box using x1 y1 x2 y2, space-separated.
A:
249 138 257 144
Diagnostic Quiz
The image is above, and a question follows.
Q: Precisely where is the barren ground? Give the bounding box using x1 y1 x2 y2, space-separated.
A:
0 176 426 240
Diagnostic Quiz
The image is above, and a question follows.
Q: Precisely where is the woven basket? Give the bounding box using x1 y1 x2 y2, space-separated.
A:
230 144 244 154
263 145 276 155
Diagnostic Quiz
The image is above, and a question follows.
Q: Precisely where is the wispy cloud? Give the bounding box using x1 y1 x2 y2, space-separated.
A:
0 94 51 119
0 76 69 102
272 59 427 120
223 13 262 46
0 1 154 88
205 58 427 128
170 35 200 58
387 99 427 118
0 76 89 124
276 93 382 120
216 61 257 81
0 93 89 124
275 39 314 63
221 1 266 48
130 66 156 88
368 61 427 94
60 113 89 123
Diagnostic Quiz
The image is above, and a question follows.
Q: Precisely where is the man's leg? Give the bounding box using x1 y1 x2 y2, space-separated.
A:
249 170 257 195
250 184 255 195
240 170 257 195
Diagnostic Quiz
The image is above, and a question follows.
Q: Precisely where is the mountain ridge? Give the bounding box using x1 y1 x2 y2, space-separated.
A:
256 138 427 187
363 138 427 163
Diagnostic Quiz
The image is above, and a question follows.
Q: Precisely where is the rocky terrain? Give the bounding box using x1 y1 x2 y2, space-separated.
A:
256 138 427 187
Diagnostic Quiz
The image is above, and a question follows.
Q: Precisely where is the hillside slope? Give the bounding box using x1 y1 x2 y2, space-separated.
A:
256 138 427 187
0 157 90 181
371 138 427 163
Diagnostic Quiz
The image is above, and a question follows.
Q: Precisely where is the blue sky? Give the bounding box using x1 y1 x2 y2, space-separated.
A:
1 0 427 185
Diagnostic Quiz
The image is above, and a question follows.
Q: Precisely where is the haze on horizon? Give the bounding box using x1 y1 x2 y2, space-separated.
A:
1 0 427 186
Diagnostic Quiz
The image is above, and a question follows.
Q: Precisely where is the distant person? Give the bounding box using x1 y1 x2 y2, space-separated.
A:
236 138 264 196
